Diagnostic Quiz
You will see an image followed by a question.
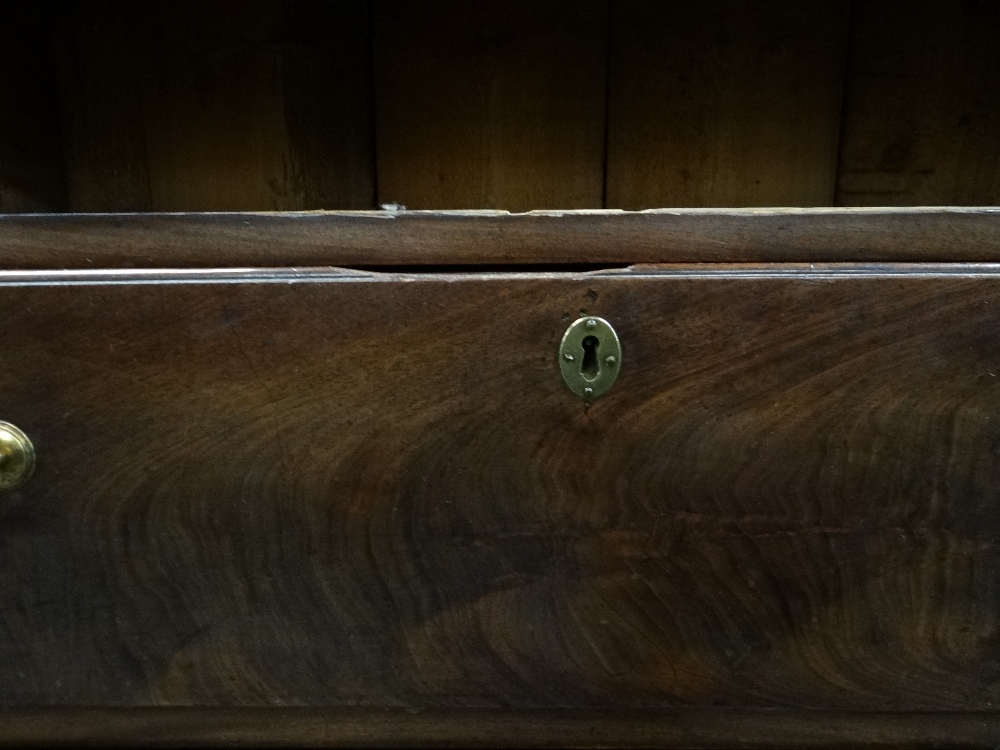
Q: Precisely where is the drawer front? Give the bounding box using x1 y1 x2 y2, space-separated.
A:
2 266 1000 719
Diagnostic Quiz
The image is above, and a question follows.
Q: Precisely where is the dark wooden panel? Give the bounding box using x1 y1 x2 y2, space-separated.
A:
3 266 1000 714
5 708 1000 748
3 209 1000 268
836 0 1000 206
373 1 607 210
55 2 153 212
55 0 374 212
0 3 66 212
606 0 850 209
281 0 375 210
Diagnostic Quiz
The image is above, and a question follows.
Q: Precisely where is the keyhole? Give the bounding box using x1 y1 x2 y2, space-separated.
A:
581 335 600 381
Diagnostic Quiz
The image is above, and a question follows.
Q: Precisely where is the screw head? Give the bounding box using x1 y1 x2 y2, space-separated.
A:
563 352 575 361
583 386 594 397
585 319 598 330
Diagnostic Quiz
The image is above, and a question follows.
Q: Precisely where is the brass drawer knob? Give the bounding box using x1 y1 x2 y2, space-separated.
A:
0 422 35 491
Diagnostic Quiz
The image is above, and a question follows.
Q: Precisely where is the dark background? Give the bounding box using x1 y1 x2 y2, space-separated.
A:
1 0 997 213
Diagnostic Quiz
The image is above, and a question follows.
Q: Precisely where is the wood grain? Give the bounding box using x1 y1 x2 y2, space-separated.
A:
55 0 374 212
0 3 66 212
836 0 1000 206
2 209 1000 269
2 265 1000 718
373 0 608 210
142 0 306 211
605 0 850 209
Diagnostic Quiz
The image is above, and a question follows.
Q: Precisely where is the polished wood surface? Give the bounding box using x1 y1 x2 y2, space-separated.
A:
2 265 1000 720
2 209 1000 269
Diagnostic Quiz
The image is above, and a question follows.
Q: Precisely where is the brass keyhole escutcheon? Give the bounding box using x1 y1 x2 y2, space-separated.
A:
559 317 622 400
0 422 35 492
